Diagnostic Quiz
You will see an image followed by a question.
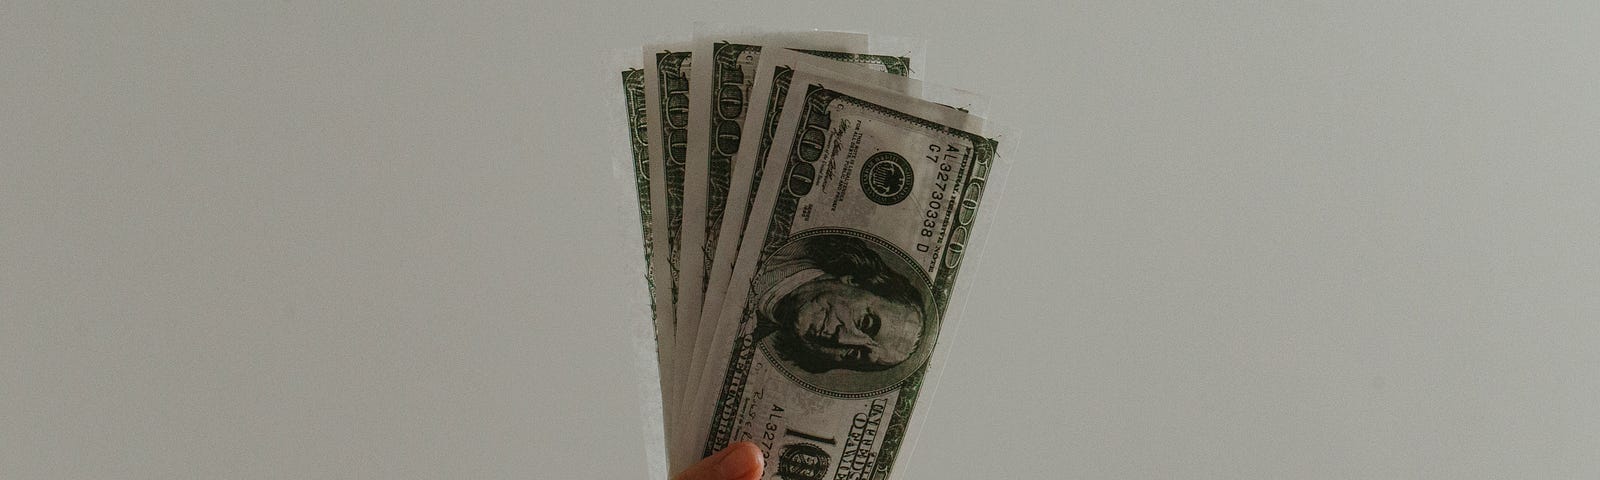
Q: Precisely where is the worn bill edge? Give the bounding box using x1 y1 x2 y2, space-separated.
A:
866 34 928 81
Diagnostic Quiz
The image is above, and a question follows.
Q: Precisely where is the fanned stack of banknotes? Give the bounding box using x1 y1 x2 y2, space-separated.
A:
618 27 1007 480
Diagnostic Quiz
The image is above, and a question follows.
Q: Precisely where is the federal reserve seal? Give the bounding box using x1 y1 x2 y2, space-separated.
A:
859 151 913 206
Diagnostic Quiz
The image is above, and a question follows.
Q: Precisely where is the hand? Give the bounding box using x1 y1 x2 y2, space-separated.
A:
671 442 764 480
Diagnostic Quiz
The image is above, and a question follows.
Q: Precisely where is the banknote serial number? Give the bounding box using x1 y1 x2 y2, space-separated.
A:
916 143 965 256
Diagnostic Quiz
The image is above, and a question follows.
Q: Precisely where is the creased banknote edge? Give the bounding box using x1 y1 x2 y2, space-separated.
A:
605 47 668 480
865 34 929 81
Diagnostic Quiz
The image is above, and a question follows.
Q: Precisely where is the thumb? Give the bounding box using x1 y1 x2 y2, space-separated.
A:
671 442 764 480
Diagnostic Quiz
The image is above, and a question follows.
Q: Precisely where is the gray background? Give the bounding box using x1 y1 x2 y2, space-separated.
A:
3 1 1597 478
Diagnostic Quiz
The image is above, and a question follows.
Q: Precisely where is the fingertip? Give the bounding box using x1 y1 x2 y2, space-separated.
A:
716 442 763 480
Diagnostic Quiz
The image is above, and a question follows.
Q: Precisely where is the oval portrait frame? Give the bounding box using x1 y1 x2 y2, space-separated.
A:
756 228 939 398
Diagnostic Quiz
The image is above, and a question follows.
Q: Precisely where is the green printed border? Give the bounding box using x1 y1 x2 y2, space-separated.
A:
621 69 656 311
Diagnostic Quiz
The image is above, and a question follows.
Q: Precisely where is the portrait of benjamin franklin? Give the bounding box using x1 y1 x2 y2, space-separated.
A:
749 231 937 393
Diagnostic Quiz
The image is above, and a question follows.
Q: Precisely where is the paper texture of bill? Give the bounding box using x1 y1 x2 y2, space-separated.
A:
685 67 997 480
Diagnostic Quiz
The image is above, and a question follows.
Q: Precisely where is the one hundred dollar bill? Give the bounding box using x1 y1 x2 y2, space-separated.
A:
685 66 997 480
684 48 916 419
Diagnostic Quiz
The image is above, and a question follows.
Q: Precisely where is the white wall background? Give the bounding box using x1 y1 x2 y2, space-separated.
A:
3 1 1597 478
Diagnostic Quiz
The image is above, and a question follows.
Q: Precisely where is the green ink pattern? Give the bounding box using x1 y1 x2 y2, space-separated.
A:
622 68 656 315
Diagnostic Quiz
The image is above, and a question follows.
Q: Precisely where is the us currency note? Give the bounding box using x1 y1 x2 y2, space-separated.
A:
685 67 997 480
642 43 691 431
684 49 915 415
